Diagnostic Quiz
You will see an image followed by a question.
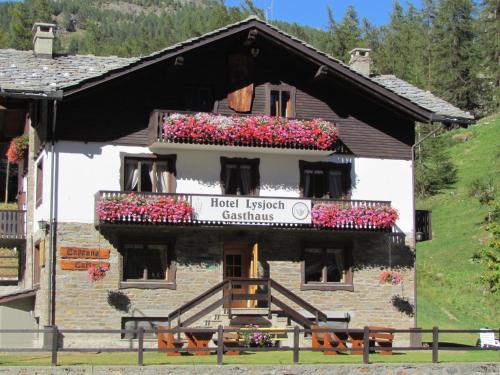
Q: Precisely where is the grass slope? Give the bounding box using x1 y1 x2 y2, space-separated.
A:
417 114 500 343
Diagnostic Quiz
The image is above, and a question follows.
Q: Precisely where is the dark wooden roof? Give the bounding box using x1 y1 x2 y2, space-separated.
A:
0 16 474 124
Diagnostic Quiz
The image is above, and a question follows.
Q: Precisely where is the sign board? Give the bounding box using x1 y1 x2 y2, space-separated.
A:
60 260 110 271
191 195 312 225
60 247 110 259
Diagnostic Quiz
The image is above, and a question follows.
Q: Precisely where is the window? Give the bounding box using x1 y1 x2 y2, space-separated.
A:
36 159 43 207
220 157 259 196
299 161 351 199
123 155 176 193
301 246 353 291
120 242 176 289
266 84 296 117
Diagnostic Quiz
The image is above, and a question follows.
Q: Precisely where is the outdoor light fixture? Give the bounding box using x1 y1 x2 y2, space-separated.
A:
38 220 49 233
250 47 260 58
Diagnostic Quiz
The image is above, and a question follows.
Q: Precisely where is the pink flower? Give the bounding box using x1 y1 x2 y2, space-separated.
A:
311 204 398 229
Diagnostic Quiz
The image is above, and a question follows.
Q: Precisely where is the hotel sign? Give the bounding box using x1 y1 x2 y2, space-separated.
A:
191 195 312 225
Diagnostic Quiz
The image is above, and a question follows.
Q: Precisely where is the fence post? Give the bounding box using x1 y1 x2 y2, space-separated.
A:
137 327 144 366
217 325 224 365
432 326 439 363
51 325 58 366
363 326 370 364
293 326 300 364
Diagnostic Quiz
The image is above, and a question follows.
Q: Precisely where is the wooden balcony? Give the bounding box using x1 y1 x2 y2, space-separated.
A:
147 110 347 156
95 191 395 231
0 210 26 240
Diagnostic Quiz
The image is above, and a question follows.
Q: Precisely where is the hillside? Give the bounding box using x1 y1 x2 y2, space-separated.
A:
417 114 500 343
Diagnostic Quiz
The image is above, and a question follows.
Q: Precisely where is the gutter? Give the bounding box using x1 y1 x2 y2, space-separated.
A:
0 88 63 101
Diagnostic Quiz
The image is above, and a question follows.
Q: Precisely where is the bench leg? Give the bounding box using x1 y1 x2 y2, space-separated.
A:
379 342 392 355
351 339 363 355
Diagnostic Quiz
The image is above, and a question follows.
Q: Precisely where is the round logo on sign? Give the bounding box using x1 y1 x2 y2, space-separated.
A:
292 202 309 221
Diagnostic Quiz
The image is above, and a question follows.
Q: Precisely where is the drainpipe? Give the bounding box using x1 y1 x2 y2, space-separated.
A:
47 99 57 326
411 123 442 328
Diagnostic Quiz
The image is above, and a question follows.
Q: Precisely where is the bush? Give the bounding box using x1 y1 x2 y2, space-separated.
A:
468 178 496 205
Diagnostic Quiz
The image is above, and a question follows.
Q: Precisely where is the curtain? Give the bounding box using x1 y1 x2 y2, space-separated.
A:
125 161 139 191
328 170 343 198
326 249 344 282
239 164 252 195
225 164 236 194
155 162 171 193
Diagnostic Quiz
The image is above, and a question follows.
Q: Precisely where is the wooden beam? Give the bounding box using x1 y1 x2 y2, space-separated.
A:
174 56 184 67
244 29 259 46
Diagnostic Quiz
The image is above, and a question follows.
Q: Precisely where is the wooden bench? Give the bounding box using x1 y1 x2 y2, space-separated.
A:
157 326 185 356
311 325 348 355
368 326 394 355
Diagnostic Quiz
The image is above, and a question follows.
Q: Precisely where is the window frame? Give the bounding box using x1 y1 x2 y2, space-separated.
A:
265 83 296 118
299 161 352 199
300 243 353 291
120 153 177 193
119 239 176 290
220 157 260 196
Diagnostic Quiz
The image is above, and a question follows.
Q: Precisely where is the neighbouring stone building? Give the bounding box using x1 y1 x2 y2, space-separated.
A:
0 18 473 348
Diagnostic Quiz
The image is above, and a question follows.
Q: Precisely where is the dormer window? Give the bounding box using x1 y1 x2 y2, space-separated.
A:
266 84 296 117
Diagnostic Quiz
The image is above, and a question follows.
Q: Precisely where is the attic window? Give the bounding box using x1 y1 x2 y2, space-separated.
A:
266 84 296 118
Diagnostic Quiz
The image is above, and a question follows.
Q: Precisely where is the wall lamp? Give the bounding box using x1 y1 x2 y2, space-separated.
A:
38 220 49 233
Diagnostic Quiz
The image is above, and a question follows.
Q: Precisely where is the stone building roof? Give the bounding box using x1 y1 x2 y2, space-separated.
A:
0 49 136 93
372 75 473 120
0 16 473 121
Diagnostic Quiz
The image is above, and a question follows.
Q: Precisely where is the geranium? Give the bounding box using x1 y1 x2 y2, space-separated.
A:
379 271 402 285
162 113 338 150
242 326 273 347
6 135 29 163
311 204 399 229
97 193 193 224
87 264 109 282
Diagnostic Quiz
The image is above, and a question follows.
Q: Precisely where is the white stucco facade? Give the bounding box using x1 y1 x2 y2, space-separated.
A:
34 141 414 234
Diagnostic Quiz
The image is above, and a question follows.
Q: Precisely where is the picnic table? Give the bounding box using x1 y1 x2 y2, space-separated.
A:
185 330 214 355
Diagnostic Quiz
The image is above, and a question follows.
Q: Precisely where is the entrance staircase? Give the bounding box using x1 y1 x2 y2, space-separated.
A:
166 278 328 331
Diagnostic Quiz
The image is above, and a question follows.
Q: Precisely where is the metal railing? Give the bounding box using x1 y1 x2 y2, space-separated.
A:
0 210 26 239
95 190 392 230
0 327 497 366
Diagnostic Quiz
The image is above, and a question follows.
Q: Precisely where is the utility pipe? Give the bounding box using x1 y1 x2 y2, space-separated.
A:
47 99 57 326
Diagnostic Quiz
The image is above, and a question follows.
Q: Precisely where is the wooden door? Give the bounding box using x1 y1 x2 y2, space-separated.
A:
223 243 250 308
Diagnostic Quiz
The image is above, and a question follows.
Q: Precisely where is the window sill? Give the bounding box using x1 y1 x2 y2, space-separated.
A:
119 281 176 290
301 283 354 292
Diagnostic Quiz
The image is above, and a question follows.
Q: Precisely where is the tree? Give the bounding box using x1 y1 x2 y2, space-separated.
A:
327 5 362 62
415 135 457 197
9 0 52 50
432 0 480 113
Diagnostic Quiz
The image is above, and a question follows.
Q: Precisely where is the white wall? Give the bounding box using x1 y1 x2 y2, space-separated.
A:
35 141 414 234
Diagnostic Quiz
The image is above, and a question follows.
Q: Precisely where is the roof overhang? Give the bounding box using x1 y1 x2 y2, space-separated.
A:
0 289 36 304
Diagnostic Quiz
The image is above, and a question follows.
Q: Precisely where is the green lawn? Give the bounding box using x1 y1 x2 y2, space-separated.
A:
417 113 500 345
0 350 498 366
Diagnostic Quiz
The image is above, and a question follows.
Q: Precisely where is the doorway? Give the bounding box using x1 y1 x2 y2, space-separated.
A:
223 242 259 308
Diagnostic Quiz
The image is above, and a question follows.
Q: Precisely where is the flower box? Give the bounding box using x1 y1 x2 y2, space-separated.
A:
6 135 29 164
311 204 398 229
162 113 338 150
97 193 193 224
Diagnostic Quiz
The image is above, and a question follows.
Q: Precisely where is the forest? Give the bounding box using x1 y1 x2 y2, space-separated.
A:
0 0 498 118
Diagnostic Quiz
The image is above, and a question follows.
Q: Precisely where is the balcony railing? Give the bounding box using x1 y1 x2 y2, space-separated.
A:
95 191 395 231
0 210 26 240
147 110 344 154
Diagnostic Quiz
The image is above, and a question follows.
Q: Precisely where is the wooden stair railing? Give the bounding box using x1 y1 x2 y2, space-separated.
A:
167 278 328 332
270 278 328 323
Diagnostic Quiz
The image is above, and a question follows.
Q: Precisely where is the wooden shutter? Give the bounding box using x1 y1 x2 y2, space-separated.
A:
227 54 254 113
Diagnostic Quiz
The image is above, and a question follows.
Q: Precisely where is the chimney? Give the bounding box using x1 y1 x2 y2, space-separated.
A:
349 48 372 76
32 22 56 58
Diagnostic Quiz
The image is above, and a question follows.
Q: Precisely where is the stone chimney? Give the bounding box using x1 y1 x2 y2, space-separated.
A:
349 48 372 76
32 22 56 58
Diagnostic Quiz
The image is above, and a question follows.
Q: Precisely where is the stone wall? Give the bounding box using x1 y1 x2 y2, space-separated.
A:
50 222 414 347
1 364 498 375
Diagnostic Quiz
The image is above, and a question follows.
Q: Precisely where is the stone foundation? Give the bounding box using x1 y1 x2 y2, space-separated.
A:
47 222 414 347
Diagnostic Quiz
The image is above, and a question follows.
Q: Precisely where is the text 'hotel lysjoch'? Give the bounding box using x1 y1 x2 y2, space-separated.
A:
0 18 473 347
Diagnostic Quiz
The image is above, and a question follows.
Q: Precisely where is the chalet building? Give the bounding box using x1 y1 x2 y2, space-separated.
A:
0 19 473 348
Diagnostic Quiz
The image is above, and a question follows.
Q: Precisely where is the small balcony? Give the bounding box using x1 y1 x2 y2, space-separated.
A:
0 210 26 240
147 110 345 156
95 191 397 231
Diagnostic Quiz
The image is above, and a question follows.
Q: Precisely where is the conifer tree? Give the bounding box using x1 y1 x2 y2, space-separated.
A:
432 0 479 112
